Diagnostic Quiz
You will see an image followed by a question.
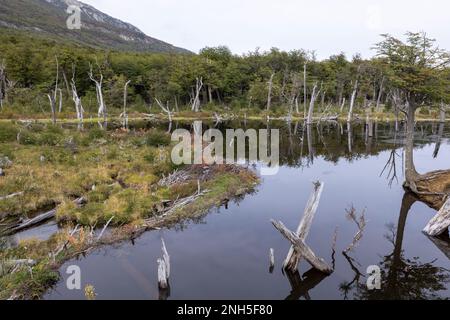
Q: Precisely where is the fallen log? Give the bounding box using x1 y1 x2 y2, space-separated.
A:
271 220 333 274
283 181 324 272
423 197 450 237
5 197 85 234
157 258 168 289
162 238 170 279
0 192 24 201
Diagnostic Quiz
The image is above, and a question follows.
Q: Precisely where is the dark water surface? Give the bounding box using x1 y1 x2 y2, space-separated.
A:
44 120 450 300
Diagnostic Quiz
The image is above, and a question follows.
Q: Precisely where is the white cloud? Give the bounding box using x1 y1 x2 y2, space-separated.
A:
81 0 450 60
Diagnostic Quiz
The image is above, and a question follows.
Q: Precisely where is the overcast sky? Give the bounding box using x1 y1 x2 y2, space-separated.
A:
81 0 450 60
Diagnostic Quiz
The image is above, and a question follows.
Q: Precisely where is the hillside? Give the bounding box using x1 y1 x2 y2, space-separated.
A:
0 0 190 54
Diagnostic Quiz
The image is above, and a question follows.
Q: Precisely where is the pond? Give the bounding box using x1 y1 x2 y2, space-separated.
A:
44 120 450 300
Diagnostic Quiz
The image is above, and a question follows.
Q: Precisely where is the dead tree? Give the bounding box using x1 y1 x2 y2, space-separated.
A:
303 63 307 118
155 98 173 123
191 77 203 112
47 56 61 125
424 198 450 237
120 80 131 129
266 73 275 112
347 80 358 123
271 181 332 274
70 66 84 125
88 63 107 121
340 98 346 113
306 83 319 125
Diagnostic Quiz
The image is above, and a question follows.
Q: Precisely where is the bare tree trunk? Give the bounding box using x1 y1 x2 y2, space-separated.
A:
208 85 213 104
266 73 275 112
156 98 173 123
340 98 346 113
47 94 57 125
121 80 131 129
88 63 106 121
283 182 324 272
303 63 307 118
306 83 319 125
347 80 358 123
47 56 60 125
58 88 63 113
191 77 203 112
70 66 84 126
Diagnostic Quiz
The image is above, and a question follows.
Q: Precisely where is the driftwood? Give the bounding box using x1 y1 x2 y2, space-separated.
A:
157 238 171 290
5 197 85 234
97 216 114 241
157 258 168 289
269 248 275 273
423 197 450 237
161 238 170 279
283 181 324 272
0 192 23 201
271 220 333 274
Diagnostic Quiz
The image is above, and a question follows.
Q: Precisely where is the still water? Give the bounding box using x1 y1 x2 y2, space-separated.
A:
45 120 450 300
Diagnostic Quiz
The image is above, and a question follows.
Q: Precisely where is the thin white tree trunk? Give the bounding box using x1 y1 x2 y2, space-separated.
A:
347 80 358 123
340 98 346 113
283 181 324 272
306 83 319 125
88 64 106 121
191 77 203 112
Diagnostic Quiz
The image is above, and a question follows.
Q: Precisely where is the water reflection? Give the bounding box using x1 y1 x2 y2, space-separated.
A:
346 192 450 300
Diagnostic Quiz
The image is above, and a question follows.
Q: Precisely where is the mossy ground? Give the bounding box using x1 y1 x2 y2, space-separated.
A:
0 122 258 299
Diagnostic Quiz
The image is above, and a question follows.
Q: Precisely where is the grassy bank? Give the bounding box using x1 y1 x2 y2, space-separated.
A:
0 123 259 299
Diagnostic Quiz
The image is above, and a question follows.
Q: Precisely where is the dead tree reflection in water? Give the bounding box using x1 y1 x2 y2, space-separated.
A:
380 127 401 187
285 268 329 300
352 192 450 300
347 122 353 154
339 206 367 299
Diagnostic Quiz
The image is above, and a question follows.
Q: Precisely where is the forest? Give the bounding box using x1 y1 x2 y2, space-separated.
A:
1 30 449 121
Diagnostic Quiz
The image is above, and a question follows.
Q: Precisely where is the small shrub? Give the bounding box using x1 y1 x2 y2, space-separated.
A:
0 123 18 143
145 130 171 147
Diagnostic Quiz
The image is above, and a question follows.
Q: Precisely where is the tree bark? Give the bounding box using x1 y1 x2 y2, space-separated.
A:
424 198 450 237
306 84 318 125
405 102 419 187
283 181 324 272
347 80 358 123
